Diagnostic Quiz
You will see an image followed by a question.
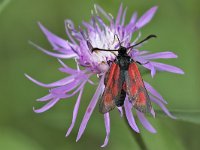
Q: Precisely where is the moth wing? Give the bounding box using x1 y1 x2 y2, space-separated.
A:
99 62 123 114
125 62 152 113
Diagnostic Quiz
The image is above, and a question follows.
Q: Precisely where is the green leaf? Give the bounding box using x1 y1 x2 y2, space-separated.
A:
0 0 11 14
156 109 200 124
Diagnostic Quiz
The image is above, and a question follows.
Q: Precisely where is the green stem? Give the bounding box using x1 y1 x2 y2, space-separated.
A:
122 107 148 150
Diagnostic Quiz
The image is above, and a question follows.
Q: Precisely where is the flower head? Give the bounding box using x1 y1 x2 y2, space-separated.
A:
26 4 184 147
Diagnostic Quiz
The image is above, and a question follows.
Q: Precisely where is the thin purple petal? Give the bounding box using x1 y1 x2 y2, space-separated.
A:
82 21 94 31
132 55 155 77
76 77 104 141
124 98 140 133
130 12 137 25
37 94 53 102
150 95 176 119
117 107 123 117
131 32 141 46
143 62 156 77
38 22 74 51
33 98 59 113
141 52 178 60
135 6 158 30
50 80 80 95
95 4 112 22
65 20 78 45
121 7 127 26
136 111 156 133
55 81 86 99
57 59 78 74
29 41 77 59
151 62 184 74
66 88 84 137
144 81 167 104
87 79 95 85
116 4 123 26
101 113 110 147
150 107 156 118
95 16 107 29
126 12 137 32
25 74 75 88
59 68 77 74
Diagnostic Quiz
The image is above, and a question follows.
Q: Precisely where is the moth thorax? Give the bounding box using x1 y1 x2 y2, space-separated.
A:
118 56 130 70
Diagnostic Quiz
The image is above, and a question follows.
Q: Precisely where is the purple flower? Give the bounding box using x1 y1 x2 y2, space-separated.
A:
26 4 184 147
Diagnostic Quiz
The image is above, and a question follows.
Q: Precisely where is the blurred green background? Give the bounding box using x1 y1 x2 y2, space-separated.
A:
0 0 200 149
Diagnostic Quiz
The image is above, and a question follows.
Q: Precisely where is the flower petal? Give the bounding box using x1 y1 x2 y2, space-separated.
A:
29 41 77 59
150 107 156 118
144 81 167 104
141 52 178 60
124 98 140 133
33 98 59 113
38 22 74 51
150 95 176 119
143 62 156 77
117 107 123 117
126 12 137 32
57 59 78 74
116 3 123 26
65 20 78 45
135 6 158 30
95 4 112 22
134 57 156 77
76 76 104 141
37 94 53 102
66 88 84 137
50 80 80 95
25 74 75 88
151 62 184 74
101 113 110 147
136 111 156 133
131 32 141 46
54 81 87 99
121 7 127 26
82 21 94 32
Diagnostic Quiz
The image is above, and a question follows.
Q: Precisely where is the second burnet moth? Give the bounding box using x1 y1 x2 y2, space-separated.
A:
88 34 157 114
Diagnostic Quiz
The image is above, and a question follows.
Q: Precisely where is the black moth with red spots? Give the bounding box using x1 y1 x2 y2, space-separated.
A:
89 34 156 114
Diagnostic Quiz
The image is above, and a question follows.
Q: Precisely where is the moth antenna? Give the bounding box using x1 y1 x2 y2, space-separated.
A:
114 34 122 47
91 34 122 53
91 48 119 52
127 34 157 49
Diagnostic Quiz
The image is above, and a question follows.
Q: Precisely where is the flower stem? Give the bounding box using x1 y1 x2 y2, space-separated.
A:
122 107 148 150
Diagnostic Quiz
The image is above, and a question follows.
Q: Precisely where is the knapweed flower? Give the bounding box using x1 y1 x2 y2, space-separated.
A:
26 4 184 147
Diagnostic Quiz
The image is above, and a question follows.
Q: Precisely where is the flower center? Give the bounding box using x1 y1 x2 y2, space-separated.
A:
87 27 119 73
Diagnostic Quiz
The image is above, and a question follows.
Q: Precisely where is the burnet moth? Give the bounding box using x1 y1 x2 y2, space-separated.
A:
88 34 157 114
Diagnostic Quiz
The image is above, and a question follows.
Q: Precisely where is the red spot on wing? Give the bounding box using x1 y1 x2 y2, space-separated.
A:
129 62 143 85
99 62 121 113
126 62 152 113
112 65 120 96
104 93 112 105
126 62 140 98
137 91 146 105
105 63 117 87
